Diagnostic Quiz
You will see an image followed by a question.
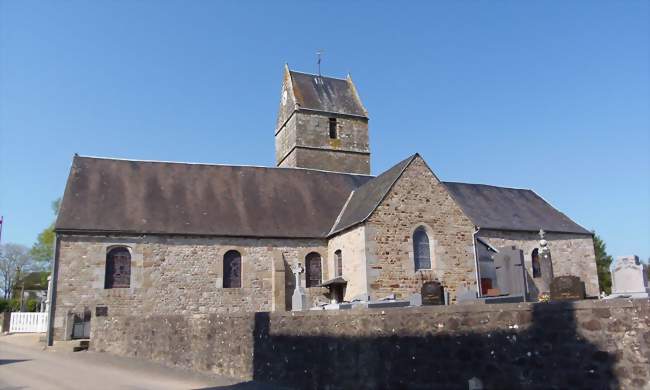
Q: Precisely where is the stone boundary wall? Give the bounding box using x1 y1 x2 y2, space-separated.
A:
91 299 650 389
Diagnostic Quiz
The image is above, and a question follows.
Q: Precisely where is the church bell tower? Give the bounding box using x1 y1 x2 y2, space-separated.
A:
275 65 370 175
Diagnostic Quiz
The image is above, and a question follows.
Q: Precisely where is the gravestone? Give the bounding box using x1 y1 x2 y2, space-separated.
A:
291 263 308 311
456 285 478 304
493 246 527 299
550 275 585 301
409 293 422 306
421 281 444 305
608 255 650 299
539 252 554 291
468 377 484 390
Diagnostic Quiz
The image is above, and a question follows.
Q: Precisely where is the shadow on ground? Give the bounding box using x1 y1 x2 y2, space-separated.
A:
0 359 30 366
193 382 290 390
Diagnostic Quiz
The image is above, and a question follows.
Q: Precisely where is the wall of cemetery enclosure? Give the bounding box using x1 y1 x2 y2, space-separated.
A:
53 234 331 340
478 230 599 297
91 299 650 390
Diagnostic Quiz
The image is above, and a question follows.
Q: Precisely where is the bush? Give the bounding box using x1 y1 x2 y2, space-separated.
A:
26 299 40 312
0 298 37 312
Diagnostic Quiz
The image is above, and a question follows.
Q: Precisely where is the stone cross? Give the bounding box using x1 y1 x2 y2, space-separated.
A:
538 229 550 257
291 262 308 311
291 262 304 288
537 229 554 290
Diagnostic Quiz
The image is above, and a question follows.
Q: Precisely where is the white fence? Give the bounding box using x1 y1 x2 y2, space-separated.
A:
9 312 48 333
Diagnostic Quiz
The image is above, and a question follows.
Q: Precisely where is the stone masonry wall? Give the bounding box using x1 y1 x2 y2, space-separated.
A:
327 225 369 300
91 299 650 389
276 111 370 174
53 234 328 340
288 147 371 175
479 230 599 297
365 156 477 301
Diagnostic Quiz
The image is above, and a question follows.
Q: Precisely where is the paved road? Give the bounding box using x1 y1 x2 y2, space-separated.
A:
0 334 264 390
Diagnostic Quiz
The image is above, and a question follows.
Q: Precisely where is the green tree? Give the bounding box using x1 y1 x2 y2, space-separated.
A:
30 198 61 263
0 244 32 299
593 232 613 294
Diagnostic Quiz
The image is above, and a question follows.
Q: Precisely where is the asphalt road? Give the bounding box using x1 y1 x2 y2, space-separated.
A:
0 334 264 390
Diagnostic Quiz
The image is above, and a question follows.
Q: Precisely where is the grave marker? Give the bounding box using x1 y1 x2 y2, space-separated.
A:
421 281 445 305
550 276 585 301
608 255 650 299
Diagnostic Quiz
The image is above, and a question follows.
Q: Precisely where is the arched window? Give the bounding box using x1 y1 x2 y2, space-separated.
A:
305 252 322 287
334 250 343 277
413 226 431 271
105 247 131 289
223 250 242 288
531 248 541 278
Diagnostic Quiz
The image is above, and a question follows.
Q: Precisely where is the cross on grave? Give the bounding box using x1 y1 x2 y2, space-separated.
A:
291 262 304 288
537 229 554 290
538 229 550 257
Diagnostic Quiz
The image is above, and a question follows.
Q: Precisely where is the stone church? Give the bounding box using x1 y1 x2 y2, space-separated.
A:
49 65 599 341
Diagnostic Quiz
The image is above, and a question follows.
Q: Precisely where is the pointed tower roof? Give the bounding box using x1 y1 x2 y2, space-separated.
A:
287 68 368 118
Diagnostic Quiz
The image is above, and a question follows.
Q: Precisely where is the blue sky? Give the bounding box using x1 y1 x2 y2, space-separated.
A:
1 1 648 260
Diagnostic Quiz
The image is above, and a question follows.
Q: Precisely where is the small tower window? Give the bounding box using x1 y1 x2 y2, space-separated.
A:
329 118 338 139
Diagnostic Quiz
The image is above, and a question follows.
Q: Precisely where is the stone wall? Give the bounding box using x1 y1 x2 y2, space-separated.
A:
53 234 328 340
91 299 650 389
365 156 477 301
327 225 369 300
478 230 599 297
284 147 371 175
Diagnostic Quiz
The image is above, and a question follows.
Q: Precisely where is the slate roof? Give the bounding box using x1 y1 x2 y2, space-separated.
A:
56 155 591 238
330 155 416 234
55 156 372 238
443 182 592 235
289 71 367 117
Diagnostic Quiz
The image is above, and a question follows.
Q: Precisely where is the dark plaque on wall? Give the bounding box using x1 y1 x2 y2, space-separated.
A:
421 281 444 305
550 276 585 301
95 306 108 317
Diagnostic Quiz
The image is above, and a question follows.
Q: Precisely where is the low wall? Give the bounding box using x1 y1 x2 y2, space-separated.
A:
91 299 650 389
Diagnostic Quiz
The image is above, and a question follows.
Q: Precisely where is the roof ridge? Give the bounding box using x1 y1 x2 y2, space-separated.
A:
74 155 375 177
288 69 348 81
443 181 533 192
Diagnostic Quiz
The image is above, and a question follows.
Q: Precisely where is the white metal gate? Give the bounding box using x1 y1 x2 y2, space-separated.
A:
9 312 48 333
